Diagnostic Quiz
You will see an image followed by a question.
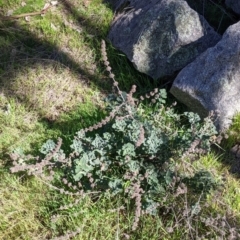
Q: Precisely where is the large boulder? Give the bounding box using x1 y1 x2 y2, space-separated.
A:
225 0 240 15
170 21 240 131
108 0 221 79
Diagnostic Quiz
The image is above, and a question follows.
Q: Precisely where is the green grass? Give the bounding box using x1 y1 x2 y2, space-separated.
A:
226 113 240 147
0 0 240 239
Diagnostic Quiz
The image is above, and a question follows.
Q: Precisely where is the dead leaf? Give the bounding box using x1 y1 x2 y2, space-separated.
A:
51 23 57 31
6 10 13 16
42 3 50 11
21 1 26 7
25 16 30 22
51 1 58 6
83 0 90 7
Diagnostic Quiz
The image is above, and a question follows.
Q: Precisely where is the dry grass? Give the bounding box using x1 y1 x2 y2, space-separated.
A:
1 61 91 120
0 172 51 240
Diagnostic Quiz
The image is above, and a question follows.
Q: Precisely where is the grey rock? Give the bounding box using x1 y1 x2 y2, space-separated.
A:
170 21 240 131
108 0 221 79
225 0 240 15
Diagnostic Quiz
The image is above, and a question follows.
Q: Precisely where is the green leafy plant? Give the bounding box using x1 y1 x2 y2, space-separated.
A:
10 40 219 232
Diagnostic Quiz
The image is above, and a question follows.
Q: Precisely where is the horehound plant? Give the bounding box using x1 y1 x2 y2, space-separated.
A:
10 40 227 238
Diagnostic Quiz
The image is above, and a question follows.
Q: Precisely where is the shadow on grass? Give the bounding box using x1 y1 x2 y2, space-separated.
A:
0 1 155 95
42 103 107 154
186 0 238 34
61 0 157 89
0 1 114 161
0 0 159 161
0 13 107 91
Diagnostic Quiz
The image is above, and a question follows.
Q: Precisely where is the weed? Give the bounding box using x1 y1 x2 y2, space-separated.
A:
10 40 230 239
